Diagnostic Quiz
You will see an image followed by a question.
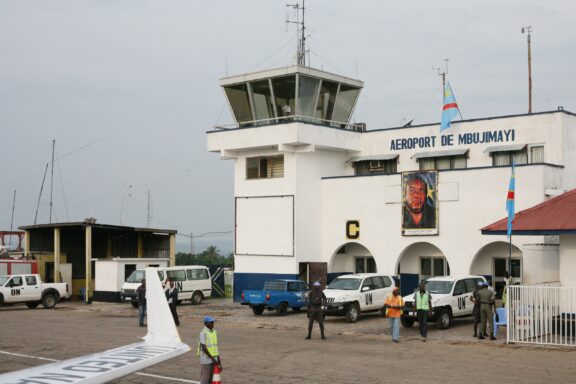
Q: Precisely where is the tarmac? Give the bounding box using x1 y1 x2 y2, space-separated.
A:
1 298 575 383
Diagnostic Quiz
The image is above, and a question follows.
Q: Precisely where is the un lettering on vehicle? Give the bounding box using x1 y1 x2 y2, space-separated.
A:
11 288 21 296
365 293 373 305
457 296 466 310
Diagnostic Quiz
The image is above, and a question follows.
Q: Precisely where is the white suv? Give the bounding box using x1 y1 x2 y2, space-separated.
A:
323 273 396 323
401 275 487 329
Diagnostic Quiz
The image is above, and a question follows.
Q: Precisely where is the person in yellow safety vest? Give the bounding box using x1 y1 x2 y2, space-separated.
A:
198 315 222 384
384 287 404 343
414 281 433 341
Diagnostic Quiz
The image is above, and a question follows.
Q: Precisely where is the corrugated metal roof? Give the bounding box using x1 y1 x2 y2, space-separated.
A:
18 222 177 234
484 144 527 153
481 189 576 235
346 154 399 163
411 149 469 160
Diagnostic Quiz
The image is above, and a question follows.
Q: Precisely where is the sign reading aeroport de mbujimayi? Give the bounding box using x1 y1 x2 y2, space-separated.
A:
390 128 516 151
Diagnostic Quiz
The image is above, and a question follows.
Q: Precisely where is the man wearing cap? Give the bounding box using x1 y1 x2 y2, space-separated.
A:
198 315 222 384
477 282 497 340
384 287 404 343
306 281 327 340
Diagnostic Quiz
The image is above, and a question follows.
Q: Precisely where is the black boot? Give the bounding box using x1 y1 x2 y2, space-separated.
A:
490 334 496 341
321 334 327 340
305 334 311 340
478 332 485 340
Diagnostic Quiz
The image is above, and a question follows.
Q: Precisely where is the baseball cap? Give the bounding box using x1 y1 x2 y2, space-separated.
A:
313 281 321 287
204 315 215 323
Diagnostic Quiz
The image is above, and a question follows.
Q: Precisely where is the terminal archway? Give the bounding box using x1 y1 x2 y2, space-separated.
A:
397 242 448 296
470 241 522 298
329 242 376 282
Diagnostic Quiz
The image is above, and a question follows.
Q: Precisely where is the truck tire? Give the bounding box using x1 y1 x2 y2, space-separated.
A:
292 307 302 312
191 291 203 305
401 316 415 328
42 293 58 309
436 308 453 330
0 293 4 307
26 301 40 309
345 303 360 323
276 301 288 316
252 305 265 315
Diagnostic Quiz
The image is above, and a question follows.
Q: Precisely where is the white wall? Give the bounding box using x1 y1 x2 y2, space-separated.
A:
208 112 576 283
559 235 576 287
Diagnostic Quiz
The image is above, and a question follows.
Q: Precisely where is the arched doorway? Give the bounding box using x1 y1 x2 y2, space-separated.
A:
470 241 522 298
328 242 376 282
397 242 448 295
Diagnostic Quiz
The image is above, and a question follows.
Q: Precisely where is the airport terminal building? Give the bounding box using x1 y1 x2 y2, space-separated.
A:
207 65 576 300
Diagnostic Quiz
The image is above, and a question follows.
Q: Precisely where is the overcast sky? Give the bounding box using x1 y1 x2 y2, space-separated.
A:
1 1 575 251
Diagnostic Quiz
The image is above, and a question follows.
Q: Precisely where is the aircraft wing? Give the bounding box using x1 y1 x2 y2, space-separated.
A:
0 268 191 384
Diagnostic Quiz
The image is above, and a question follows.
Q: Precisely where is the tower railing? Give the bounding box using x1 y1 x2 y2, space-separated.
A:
214 115 366 132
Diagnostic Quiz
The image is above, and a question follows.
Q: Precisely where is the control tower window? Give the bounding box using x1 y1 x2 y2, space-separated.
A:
314 80 338 122
271 76 295 121
246 155 284 179
224 83 253 127
298 75 320 119
250 80 275 124
333 84 360 126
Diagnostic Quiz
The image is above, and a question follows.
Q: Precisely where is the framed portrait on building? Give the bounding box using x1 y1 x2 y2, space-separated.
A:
401 171 438 236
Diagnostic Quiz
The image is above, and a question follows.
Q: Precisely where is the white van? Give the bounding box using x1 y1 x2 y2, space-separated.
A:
121 266 212 307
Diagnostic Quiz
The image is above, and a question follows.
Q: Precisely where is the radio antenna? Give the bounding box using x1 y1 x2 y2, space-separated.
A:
286 0 307 66
433 58 449 89
521 26 533 113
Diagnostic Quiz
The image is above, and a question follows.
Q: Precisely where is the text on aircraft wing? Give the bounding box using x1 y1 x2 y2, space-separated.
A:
0 268 190 384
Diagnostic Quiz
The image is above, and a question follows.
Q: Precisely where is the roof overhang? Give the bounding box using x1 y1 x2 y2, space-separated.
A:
484 144 527 153
411 148 469 160
346 154 399 164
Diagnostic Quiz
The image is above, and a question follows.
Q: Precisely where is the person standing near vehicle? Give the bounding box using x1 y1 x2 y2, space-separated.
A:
477 282 496 340
198 315 222 384
414 281 433 341
165 279 180 326
306 281 327 340
136 278 147 327
384 287 404 343
470 281 483 337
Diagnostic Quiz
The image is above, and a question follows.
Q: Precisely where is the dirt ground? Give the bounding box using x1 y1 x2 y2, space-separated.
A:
1 299 575 384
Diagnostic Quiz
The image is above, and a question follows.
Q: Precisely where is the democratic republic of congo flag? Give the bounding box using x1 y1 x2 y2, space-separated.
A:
506 162 516 238
440 82 460 131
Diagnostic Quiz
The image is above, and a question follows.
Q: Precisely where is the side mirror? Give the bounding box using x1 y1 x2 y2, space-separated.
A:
361 286 371 292
453 290 463 296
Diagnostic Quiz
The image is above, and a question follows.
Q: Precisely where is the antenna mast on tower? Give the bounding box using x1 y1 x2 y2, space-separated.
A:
521 26 533 113
286 0 307 66
434 58 449 89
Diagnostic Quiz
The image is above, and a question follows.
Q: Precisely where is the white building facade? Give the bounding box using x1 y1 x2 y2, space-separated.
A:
207 65 576 300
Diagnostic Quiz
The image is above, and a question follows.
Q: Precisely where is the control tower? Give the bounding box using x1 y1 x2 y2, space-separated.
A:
209 57 365 299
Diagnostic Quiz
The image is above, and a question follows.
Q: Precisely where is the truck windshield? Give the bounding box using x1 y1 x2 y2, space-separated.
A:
263 281 286 291
327 278 361 290
0 276 9 286
425 280 454 294
126 270 146 283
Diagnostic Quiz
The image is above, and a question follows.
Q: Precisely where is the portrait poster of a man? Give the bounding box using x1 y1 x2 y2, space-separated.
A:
401 171 438 236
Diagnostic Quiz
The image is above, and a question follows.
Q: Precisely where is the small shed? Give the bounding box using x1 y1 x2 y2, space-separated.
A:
94 257 169 302
19 220 177 302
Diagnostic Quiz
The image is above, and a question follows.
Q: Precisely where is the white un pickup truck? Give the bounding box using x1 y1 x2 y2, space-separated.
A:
0 274 68 309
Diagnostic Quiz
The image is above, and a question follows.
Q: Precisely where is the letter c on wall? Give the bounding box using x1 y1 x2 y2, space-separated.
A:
346 220 360 240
